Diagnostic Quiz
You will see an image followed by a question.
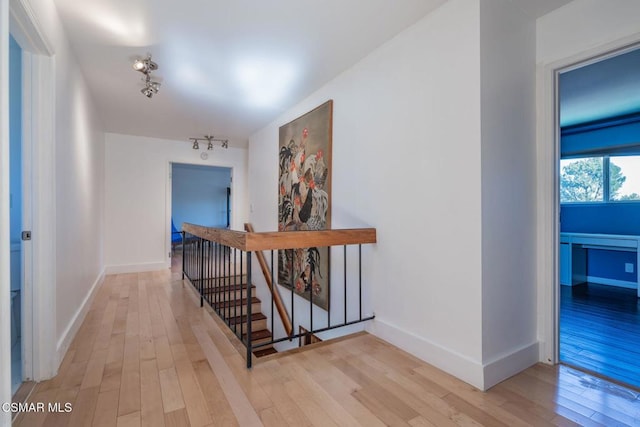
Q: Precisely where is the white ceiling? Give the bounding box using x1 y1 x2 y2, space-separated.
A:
53 0 573 147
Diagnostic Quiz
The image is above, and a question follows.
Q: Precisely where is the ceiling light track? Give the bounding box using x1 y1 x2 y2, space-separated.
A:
189 135 229 150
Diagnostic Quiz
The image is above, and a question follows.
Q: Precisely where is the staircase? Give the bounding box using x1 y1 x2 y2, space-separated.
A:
203 279 278 358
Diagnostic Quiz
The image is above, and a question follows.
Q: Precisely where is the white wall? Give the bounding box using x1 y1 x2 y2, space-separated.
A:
250 0 486 387
32 0 107 365
535 0 640 364
105 133 248 273
537 0 640 65
479 0 538 388
0 0 106 392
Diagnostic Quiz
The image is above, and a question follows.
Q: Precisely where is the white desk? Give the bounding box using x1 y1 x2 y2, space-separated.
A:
560 232 640 297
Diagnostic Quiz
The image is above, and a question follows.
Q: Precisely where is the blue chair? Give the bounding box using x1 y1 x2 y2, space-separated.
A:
171 220 182 249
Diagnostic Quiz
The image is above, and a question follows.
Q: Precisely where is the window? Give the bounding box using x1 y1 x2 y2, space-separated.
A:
560 155 640 203
609 155 640 201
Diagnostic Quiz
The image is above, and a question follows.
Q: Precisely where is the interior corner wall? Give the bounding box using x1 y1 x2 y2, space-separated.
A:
249 0 486 388
104 133 248 273
21 0 107 368
479 0 538 389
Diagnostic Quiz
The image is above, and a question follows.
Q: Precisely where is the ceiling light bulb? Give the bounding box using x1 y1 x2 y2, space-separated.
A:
133 59 146 72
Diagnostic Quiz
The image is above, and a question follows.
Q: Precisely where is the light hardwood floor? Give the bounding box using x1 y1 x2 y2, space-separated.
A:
12 261 640 426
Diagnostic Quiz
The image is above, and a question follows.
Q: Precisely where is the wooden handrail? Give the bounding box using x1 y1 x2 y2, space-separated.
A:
244 223 293 337
182 223 377 251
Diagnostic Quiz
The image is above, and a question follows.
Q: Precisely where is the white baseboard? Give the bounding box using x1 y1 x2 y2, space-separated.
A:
586 276 636 289
368 318 539 391
56 268 105 367
482 341 539 390
105 261 167 274
367 318 485 390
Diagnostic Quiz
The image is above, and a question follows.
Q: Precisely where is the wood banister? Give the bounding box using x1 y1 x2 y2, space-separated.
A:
244 223 293 337
182 223 377 251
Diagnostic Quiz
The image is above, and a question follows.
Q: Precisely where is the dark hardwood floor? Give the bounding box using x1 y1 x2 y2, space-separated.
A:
560 282 640 389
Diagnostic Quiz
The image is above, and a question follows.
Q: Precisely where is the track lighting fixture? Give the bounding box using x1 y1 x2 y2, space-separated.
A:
189 135 229 151
133 54 161 98
132 56 157 73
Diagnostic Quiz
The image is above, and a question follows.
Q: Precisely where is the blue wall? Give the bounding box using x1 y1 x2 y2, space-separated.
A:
172 163 232 230
561 116 640 284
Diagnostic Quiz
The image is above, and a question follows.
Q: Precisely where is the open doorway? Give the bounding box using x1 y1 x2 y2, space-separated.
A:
170 163 232 252
557 46 640 388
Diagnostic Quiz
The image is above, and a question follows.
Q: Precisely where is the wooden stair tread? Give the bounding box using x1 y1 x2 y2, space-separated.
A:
211 297 260 308
201 283 255 294
244 329 272 341
253 347 278 357
228 312 266 325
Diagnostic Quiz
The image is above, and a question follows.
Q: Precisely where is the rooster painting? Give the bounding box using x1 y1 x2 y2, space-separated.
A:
277 101 333 310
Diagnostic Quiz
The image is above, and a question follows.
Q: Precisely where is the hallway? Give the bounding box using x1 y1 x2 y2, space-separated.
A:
12 264 640 426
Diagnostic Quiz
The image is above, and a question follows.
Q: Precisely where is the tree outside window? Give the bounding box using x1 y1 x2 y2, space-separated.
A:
560 155 640 203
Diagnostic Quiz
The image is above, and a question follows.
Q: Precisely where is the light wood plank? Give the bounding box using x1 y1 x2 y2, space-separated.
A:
140 359 165 427
192 359 239 426
174 358 213 426
117 411 140 427
81 349 109 390
67 386 100 427
118 335 141 416
164 409 190 427
92 389 120 427
154 336 174 371
192 323 264 427
159 367 186 413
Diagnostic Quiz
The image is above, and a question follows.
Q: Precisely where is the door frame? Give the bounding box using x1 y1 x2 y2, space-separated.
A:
537 35 640 365
1 0 56 411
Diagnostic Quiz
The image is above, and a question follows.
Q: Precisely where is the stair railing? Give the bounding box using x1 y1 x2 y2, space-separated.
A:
181 222 377 368
244 223 293 337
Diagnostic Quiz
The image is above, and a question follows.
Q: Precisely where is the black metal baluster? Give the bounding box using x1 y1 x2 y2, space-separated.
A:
344 245 347 324
290 249 295 335
327 247 331 329
181 231 185 280
234 248 238 337
270 250 274 339
199 238 204 307
310 259 313 335
359 244 362 321
227 245 231 326
240 250 244 343
246 252 253 368
214 242 218 314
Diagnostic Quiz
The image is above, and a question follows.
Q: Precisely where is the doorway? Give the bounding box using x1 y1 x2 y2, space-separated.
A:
557 46 640 388
170 163 233 248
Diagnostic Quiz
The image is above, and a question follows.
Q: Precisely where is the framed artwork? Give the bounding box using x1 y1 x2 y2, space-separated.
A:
277 100 333 310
